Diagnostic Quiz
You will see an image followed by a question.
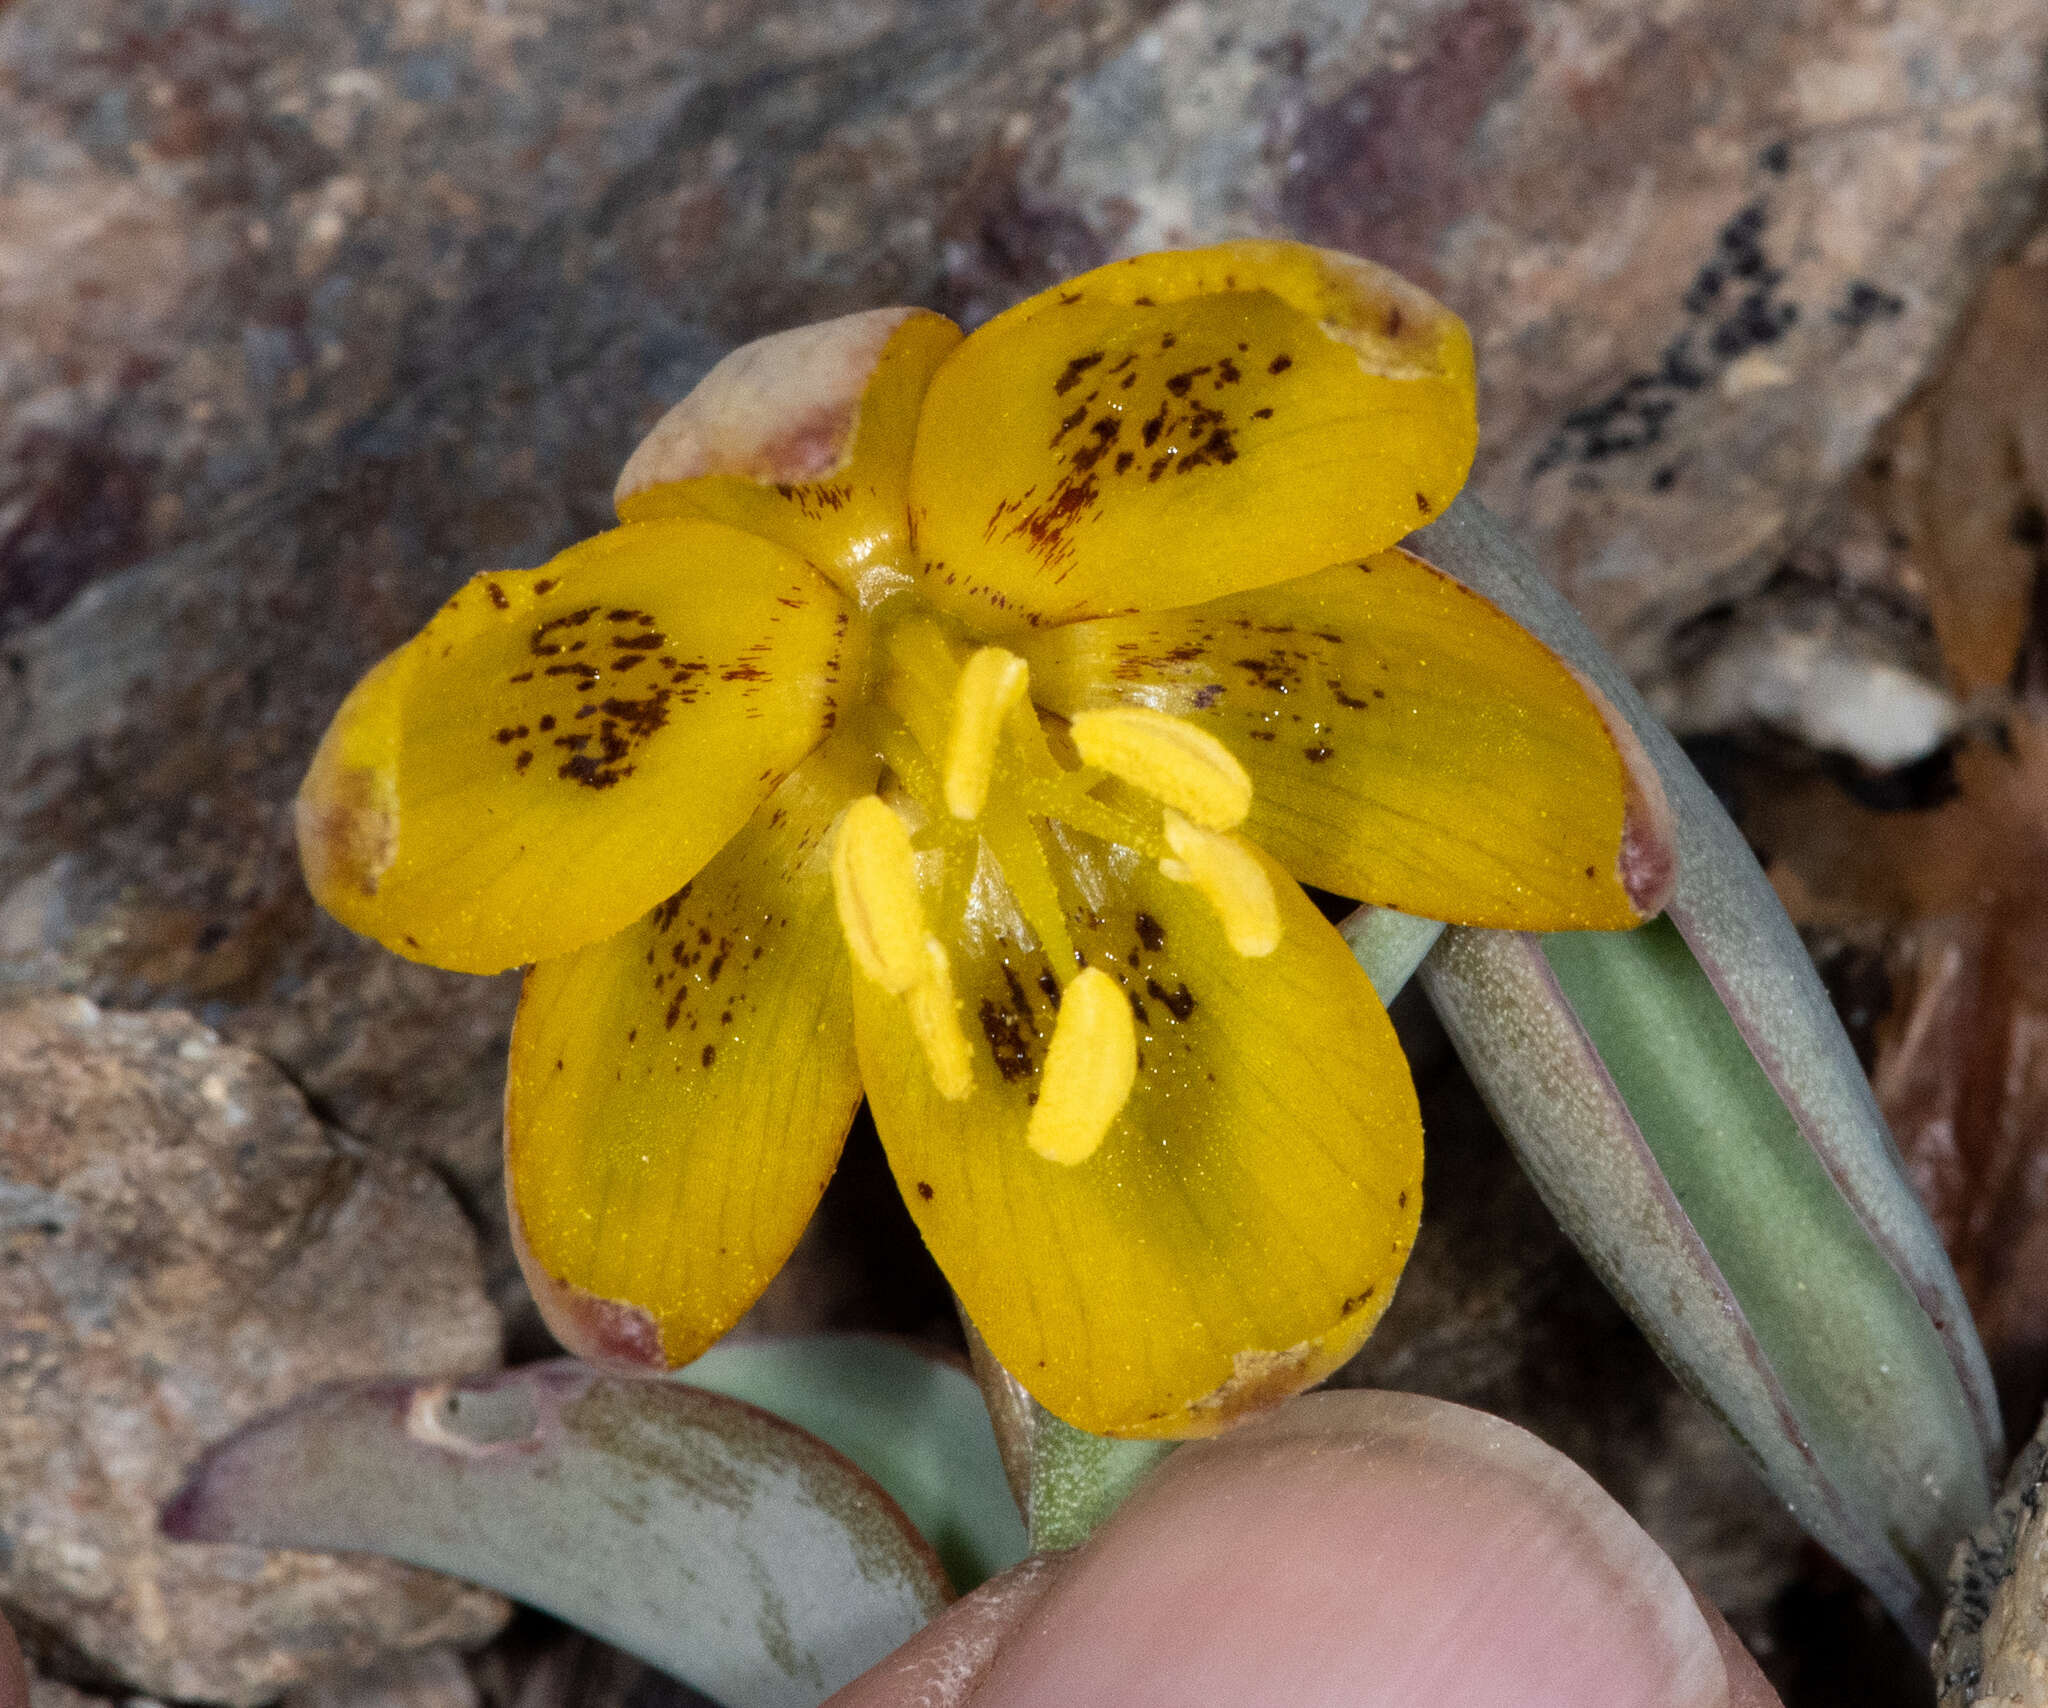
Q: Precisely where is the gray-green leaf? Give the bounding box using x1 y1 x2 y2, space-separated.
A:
1411 493 1999 1642
677 1335 1025 1590
162 1361 949 1708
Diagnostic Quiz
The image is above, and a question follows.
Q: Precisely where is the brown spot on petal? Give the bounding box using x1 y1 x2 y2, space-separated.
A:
1054 350 1106 395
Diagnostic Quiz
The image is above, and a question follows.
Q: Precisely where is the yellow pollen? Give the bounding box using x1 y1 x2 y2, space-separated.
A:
905 934 974 1101
1069 706 1252 830
1159 811 1281 957
1026 967 1136 1165
943 647 1031 820
830 795 928 993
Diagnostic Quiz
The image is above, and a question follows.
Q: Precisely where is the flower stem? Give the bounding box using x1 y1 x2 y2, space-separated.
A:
1340 907 1446 1004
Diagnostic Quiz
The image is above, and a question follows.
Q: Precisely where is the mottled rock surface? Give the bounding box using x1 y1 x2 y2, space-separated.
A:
1032 0 2048 669
27 1677 159 1708
280 1648 479 1708
0 997 506 1705
5 0 2035 667
0 0 2038 1211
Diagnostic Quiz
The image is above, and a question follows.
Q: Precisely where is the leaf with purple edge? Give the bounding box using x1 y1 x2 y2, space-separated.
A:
161 1362 949 1708
1407 492 1999 1644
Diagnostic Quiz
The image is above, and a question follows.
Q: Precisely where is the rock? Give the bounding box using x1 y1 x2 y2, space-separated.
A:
1938 1407 2048 1707
28 1676 160 1708
279 1648 477 1708
1645 251 2048 780
1645 569 1957 770
29 1676 162 1708
1028 0 2048 671
0 0 2036 1215
0 997 507 1706
467 1630 712 1708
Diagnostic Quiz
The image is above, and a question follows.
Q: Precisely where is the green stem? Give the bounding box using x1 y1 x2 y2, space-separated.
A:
1341 906 1446 1004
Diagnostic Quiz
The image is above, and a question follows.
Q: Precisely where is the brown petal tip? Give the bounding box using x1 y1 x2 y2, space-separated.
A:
295 762 396 900
1574 666 1678 919
509 1201 669 1374
1314 245 1467 381
1184 1339 1325 1434
615 307 928 505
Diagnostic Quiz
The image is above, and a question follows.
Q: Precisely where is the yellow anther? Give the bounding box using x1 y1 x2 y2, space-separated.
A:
830 795 928 993
905 935 975 1102
943 647 1031 820
1159 811 1281 957
832 799 974 1098
1026 967 1136 1166
1070 706 1252 830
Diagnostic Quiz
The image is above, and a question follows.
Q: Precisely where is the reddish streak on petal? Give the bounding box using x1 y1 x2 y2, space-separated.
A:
508 1200 668 1373
1573 665 1677 918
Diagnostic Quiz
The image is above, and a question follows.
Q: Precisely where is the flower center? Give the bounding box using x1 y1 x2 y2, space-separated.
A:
828 605 1280 1164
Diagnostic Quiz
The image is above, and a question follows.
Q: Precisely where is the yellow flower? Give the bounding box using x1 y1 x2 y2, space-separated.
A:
296 242 1672 1439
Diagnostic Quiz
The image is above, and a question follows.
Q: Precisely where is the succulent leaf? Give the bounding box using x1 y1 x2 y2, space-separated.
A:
162 1362 949 1707
1411 493 2000 1641
678 1335 1026 1591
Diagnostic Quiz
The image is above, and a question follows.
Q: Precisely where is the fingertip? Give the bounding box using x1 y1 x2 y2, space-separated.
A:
848 1391 1747 1708
1690 1581 1786 1708
825 1553 1067 1708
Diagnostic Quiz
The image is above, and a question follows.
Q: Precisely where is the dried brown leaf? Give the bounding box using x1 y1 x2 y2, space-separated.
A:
1741 704 2048 1435
1856 720 2048 1431
1891 264 2048 695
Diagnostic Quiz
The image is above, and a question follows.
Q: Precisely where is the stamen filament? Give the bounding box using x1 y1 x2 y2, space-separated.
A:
980 798 1078 977
831 795 929 993
870 715 949 826
880 617 964 762
998 685 1068 788
1037 772 1166 859
944 647 1031 820
1159 810 1281 957
1071 707 1252 830
1026 966 1135 1165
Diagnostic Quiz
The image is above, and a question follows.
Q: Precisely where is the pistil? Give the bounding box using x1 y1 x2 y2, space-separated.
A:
848 611 1279 1114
